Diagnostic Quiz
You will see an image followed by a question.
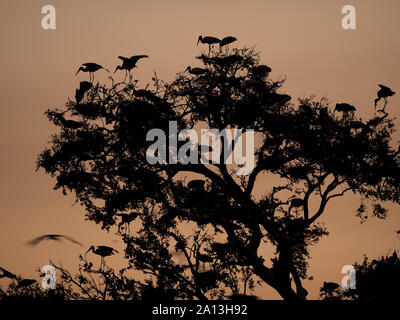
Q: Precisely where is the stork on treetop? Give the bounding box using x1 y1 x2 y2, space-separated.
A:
197 35 221 54
185 66 207 76
219 36 237 52
375 84 395 114
115 55 149 82
76 62 109 82
85 245 119 270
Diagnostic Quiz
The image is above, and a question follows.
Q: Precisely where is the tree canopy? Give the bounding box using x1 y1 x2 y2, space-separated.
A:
35 46 400 300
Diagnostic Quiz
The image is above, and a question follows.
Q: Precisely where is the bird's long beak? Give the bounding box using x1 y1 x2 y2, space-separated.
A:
103 68 110 73
114 66 119 73
75 68 81 76
197 36 201 45
184 66 190 72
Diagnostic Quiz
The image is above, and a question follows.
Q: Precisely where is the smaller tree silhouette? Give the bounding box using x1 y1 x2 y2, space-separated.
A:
320 251 400 301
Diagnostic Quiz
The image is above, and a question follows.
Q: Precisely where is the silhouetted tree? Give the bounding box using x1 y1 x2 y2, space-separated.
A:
320 251 400 301
36 46 400 300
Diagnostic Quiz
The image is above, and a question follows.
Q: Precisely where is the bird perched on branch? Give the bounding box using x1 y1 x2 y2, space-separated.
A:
321 281 340 292
219 36 237 51
76 63 109 82
251 65 272 75
56 114 84 129
374 84 395 112
115 55 148 81
185 66 207 76
16 279 37 289
116 212 140 233
0 267 17 279
197 35 221 53
75 81 93 103
335 103 356 113
26 234 82 247
85 245 118 269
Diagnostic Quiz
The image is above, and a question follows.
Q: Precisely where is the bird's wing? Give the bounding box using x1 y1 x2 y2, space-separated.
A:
379 84 390 90
60 235 83 247
25 235 50 246
118 56 129 62
82 63 94 66
129 55 149 62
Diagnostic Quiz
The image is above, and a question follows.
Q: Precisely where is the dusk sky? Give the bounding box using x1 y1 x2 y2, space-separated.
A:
0 0 399 299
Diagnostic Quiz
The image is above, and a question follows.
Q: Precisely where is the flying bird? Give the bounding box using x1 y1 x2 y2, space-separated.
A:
26 234 82 247
76 63 109 82
185 66 207 76
375 84 395 111
0 267 17 280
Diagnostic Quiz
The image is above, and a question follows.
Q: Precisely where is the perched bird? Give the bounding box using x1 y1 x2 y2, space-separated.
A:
185 66 207 76
335 103 356 113
375 84 395 110
116 212 140 233
26 234 82 247
115 55 148 81
129 54 149 66
251 65 272 75
56 115 84 129
219 36 237 51
0 267 17 280
16 279 36 289
75 81 93 103
321 281 340 292
85 245 118 269
187 180 206 191
76 63 109 82
197 35 221 53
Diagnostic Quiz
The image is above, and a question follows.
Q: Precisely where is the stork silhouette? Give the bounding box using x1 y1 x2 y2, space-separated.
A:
75 81 93 104
76 63 109 82
116 212 140 233
197 35 220 54
219 36 237 52
375 84 395 114
115 55 148 81
85 245 118 269
185 66 207 76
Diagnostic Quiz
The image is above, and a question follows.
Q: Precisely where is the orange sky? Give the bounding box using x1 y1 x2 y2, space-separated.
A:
0 0 399 299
